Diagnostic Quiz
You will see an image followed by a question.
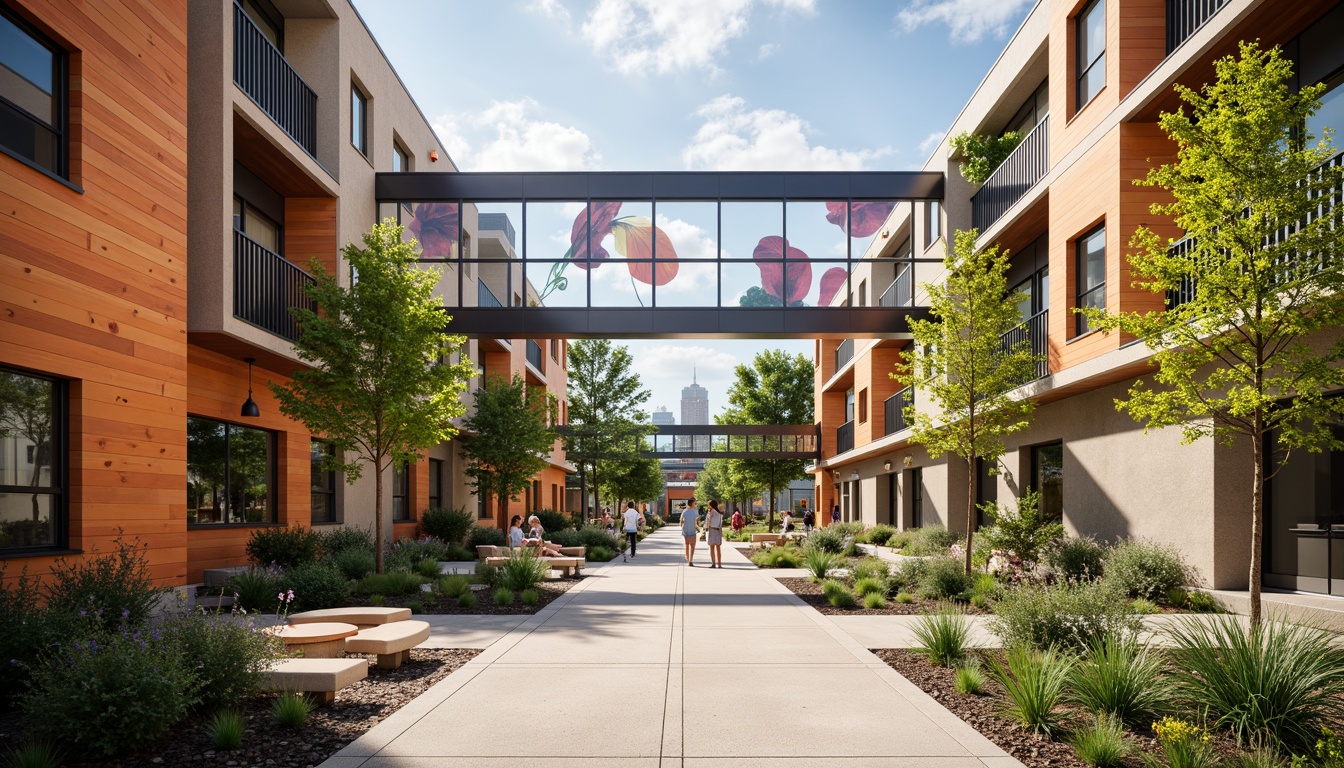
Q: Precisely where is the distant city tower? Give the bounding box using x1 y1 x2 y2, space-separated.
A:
681 369 710 452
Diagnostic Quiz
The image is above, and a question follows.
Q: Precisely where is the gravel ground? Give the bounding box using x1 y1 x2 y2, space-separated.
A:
2 649 478 768
350 576 583 615
777 577 990 616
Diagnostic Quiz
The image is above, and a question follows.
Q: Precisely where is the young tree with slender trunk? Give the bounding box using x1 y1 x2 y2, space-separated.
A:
565 339 651 515
895 229 1041 574
272 220 475 573
1085 42 1344 628
460 373 558 526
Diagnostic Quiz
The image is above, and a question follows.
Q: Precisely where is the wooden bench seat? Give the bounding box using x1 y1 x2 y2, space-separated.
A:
288 606 412 628
265 658 367 705
344 619 431 669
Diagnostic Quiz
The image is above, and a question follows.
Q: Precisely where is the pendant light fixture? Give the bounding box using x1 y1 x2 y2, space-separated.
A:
240 357 260 418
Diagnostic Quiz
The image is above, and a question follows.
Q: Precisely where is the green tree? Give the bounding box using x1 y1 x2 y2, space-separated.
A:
696 456 763 515
271 220 474 573
460 373 558 528
1085 42 1344 628
895 229 1041 574
600 441 665 511
720 350 814 532
565 340 651 514
949 130 1023 186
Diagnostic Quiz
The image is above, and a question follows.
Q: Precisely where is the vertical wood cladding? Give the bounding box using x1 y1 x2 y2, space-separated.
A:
0 0 188 586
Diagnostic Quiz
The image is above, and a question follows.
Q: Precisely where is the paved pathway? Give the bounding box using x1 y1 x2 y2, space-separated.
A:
321 528 1023 767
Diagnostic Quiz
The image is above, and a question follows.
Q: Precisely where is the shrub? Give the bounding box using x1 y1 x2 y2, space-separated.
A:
22 627 195 757
1184 591 1219 613
1104 538 1192 600
1 740 64 768
1069 715 1131 768
420 507 475 545
319 526 374 557
414 558 443 579
588 546 615 563
1067 633 1172 726
367 594 385 606
822 579 856 608
44 537 162 632
476 562 499 587
986 645 1073 736
457 591 477 609
357 571 426 596
467 525 507 549
407 599 425 614
332 548 376 581
1131 598 1159 614
533 509 572 534
888 557 930 594
954 663 985 695
498 549 552 592
548 526 623 553
805 526 848 554
246 525 320 569
950 129 1024 185
1166 616 1344 750
0 564 54 705
493 587 514 606
751 545 804 568
971 572 999 600
272 692 312 728
802 547 844 581
277 562 349 611
918 556 974 601
164 611 284 712
445 544 476 561
854 576 887 598
437 574 471 598
386 537 448 572
863 524 898 546
1048 536 1106 582
912 604 971 667
228 566 282 613
988 580 1142 654
852 556 890 583
862 592 887 609
1224 747 1290 768
979 491 1064 567
887 530 913 552
521 589 539 606
1147 717 1217 768
906 524 959 556
209 710 246 751
1165 586 1189 607
894 592 915 604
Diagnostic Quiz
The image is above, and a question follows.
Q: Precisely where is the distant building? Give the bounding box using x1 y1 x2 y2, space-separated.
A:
651 406 675 426
680 371 710 452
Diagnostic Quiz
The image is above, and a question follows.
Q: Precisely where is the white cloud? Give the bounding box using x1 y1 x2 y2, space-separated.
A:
896 0 1034 44
431 98 600 172
529 0 571 22
757 42 777 60
580 0 814 76
681 95 892 171
638 344 738 384
918 130 944 157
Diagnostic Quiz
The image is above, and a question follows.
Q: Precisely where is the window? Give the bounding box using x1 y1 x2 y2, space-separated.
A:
0 367 64 551
392 463 410 521
392 141 410 173
351 82 368 156
1307 73 1344 149
478 491 490 520
1006 80 1050 136
1075 225 1106 335
310 440 337 524
1030 442 1064 522
909 467 923 528
428 458 443 510
238 0 283 50
233 195 282 253
188 416 274 525
924 201 942 248
0 6 67 178
1076 0 1106 109
1012 266 1049 321
550 339 558 361
531 479 541 512
858 387 868 424
845 387 855 422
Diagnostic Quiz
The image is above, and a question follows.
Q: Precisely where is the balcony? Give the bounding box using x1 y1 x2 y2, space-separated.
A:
836 420 854 455
233 2 317 158
879 265 913 308
884 387 914 436
835 339 854 371
999 309 1049 383
1166 0 1229 55
971 117 1049 234
526 339 545 373
233 230 315 342
478 281 503 308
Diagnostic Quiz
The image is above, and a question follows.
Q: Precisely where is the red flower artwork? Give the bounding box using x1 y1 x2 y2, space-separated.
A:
824 201 897 238
408 203 460 259
611 218 679 286
752 236 812 305
818 268 847 306
569 201 622 270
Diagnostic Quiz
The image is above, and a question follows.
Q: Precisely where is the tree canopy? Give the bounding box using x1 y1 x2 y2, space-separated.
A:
459 373 558 526
565 339 652 514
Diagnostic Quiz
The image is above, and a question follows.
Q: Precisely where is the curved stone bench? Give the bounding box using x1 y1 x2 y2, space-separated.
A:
288 606 412 628
265 657 367 705
344 619 431 669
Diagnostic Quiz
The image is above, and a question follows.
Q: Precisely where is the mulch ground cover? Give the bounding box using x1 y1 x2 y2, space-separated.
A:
776 576 991 616
345 575 584 615
0 648 479 768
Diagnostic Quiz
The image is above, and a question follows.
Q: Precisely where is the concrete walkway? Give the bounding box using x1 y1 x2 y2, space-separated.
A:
320 528 1022 768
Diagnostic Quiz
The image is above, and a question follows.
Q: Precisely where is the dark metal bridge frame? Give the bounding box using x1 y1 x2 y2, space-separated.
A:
558 424 820 460
374 171 944 339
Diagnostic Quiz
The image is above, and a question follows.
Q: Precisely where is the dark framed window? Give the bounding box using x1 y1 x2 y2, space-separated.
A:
1012 265 1050 321
428 458 443 510
351 82 368 156
233 195 282 254
845 387 855 422
392 463 410 521
976 457 997 529
924 201 942 248
1030 442 1064 522
1006 80 1049 136
909 467 923 528
0 5 68 179
1075 225 1106 335
1076 0 1106 110
478 491 490 520
238 0 283 51
858 387 868 424
392 141 409 172
0 366 65 552
310 440 337 524
188 416 275 525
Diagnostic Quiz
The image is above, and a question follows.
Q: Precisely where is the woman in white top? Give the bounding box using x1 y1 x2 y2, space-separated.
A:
705 500 724 568
781 510 794 536
508 515 525 548
680 506 699 565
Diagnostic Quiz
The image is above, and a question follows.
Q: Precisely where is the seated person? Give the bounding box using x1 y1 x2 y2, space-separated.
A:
509 515 525 548
524 515 567 558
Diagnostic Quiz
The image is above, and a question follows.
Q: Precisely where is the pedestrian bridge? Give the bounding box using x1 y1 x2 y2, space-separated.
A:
374 170 942 339
558 424 819 460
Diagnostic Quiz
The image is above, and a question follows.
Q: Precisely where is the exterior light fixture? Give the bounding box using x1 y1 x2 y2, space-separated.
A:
850 471 859 481
903 455 913 468
884 460 893 472
240 357 260 418
881 228 890 239
429 150 439 162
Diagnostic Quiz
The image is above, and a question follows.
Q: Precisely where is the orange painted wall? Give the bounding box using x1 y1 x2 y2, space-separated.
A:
0 0 189 587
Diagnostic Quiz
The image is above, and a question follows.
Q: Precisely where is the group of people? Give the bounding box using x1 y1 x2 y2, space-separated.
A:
679 500 725 568
511 500 647 559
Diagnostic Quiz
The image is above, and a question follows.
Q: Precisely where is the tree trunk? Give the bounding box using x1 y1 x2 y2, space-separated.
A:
964 455 975 575
1250 419 1264 630
497 489 509 532
768 464 778 533
374 459 385 574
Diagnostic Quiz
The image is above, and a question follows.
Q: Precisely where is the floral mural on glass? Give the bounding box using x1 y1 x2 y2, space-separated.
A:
825 201 896 238
539 202 680 303
408 203 460 260
750 236 811 306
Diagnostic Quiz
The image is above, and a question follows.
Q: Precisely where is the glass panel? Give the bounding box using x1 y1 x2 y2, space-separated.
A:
526 260 585 307
1268 423 1344 591
1079 55 1106 105
1081 228 1105 290
310 441 333 523
0 13 55 125
849 200 897 265
1013 278 1033 321
1033 443 1063 521
589 201 653 307
1079 0 1105 68
721 202 781 262
243 207 280 253
774 201 843 305
351 87 366 153
1307 80 1344 152
230 424 271 523
524 201 585 304
655 202 718 307
0 492 54 548
408 202 459 262
1039 268 1050 312
187 417 228 525
0 370 55 487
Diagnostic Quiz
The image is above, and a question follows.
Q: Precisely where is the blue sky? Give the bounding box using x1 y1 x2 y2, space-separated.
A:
353 0 1035 417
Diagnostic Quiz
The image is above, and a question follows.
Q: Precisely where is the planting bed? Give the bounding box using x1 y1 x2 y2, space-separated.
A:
777 577 990 615
347 576 583 615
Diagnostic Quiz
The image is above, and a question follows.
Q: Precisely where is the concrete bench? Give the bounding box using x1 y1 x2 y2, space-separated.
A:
265 657 367 705
344 619 431 669
288 607 412 628
482 555 585 577
477 545 586 559
751 533 787 546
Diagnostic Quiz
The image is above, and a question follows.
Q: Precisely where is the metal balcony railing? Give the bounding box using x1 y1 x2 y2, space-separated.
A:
233 3 317 157
879 265 913 307
971 116 1050 233
478 281 503 307
884 387 913 436
1166 0 1229 55
999 309 1049 383
526 339 545 372
233 230 315 342
834 339 854 371
836 420 854 455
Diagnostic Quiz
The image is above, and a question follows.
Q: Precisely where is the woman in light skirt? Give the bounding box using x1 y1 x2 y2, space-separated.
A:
681 505 699 565
705 500 724 568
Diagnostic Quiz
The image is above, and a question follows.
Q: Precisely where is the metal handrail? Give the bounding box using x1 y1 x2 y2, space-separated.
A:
233 229 315 342
834 339 854 371
998 309 1049 382
971 116 1049 233
884 387 913 436
1166 0 1229 55
526 339 545 372
836 420 854 455
233 3 317 157
879 265 913 307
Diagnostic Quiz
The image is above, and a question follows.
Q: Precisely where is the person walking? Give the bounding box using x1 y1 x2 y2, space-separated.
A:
681 503 699 565
730 508 745 535
802 505 815 534
705 499 724 568
623 501 643 558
